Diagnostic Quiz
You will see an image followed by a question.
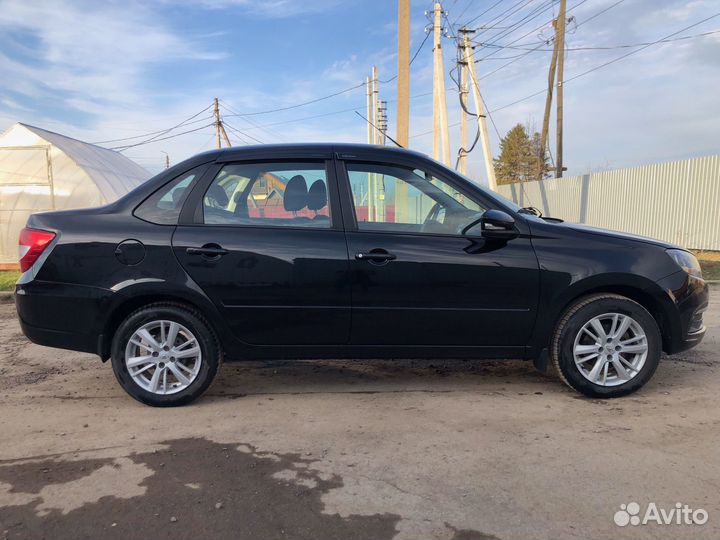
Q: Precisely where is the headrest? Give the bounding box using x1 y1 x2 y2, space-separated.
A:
206 184 229 208
284 175 308 212
307 180 327 212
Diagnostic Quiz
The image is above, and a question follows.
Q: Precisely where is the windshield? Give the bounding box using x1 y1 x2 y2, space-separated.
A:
450 170 552 221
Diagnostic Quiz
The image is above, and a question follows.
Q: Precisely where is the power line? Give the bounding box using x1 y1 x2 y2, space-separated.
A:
562 11 720 84
379 28 432 83
91 114 214 144
474 0 589 63
223 121 264 144
219 100 283 142
479 29 720 52
94 103 213 144
455 0 502 26
221 82 365 118
412 12 720 139
111 123 216 151
466 0 534 31
452 0 481 25
475 0 558 50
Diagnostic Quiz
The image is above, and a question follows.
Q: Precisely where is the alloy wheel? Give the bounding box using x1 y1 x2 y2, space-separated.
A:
124 320 202 395
573 312 648 387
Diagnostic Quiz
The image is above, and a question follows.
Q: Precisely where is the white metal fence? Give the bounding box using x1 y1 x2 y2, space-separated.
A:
496 155 720 251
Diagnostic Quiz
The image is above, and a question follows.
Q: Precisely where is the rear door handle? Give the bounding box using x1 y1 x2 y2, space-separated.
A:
186 245 229 257
355 251 396 263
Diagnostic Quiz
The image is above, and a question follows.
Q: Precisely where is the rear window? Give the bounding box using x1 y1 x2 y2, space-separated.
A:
134 166 204 225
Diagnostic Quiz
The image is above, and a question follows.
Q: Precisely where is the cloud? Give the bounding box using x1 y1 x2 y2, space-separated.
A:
0 0 225 110
175 0 345 18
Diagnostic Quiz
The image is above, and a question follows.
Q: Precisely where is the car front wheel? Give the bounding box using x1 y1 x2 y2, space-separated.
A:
551 293 661 398
111 303 221 406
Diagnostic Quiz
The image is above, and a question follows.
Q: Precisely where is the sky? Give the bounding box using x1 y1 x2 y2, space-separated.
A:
0 0 718 178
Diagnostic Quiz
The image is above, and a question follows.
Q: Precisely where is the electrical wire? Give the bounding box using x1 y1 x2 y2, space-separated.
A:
94 104 213 144
219 100 284 142
379 28 433 84
221 82 365 117
476 0 558 49
477 29 720 51
411 9 720 139
452 0 480 25
108 104 214 149
222 121 264 144
459 0 503 26
111 123 216 151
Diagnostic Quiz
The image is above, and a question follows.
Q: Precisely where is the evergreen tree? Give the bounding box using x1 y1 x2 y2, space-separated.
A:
494 124 550 185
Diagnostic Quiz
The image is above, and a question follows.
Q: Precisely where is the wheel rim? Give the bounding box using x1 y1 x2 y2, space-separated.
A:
573 312 648 387
124 320 202 395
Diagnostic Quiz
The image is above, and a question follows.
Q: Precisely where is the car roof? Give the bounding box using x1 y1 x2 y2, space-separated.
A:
195 143 430 162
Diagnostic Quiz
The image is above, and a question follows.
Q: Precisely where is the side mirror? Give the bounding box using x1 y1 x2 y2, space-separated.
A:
462 209 518 240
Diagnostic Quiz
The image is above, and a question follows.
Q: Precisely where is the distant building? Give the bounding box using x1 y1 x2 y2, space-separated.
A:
0 123 150 267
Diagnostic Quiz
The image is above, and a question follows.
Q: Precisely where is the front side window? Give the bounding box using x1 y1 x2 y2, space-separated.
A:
134 166 203 225
202 162 331 228
346 162 485 235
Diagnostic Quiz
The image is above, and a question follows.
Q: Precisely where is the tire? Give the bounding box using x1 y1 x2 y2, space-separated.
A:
551 293 661 398
111 302 221 407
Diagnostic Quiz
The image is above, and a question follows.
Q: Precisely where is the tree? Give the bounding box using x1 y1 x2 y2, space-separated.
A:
494 124 550 185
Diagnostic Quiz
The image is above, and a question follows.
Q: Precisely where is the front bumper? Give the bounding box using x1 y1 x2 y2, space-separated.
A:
654 271 709 354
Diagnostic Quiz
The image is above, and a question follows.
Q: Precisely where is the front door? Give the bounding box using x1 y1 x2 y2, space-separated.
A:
173 158 350 346
338 159 539 348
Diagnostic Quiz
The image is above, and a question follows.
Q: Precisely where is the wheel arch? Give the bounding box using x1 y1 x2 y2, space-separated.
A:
532 273 677 358
99 290 232 360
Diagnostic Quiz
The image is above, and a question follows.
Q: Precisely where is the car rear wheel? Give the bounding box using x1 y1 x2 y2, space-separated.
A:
551 293 661 398
111 303 221 406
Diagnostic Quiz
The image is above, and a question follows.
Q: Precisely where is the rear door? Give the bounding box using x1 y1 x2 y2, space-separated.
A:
336 154 540 348
172 154 351 346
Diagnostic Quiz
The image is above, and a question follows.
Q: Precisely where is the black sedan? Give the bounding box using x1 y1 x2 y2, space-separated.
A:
15 144 708 406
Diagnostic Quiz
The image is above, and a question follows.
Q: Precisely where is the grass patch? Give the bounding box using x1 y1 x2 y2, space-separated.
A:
700 260 720 281
0 270 20 291
693 251 720 281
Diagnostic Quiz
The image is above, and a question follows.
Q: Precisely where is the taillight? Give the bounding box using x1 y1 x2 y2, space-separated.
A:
18 228 56 272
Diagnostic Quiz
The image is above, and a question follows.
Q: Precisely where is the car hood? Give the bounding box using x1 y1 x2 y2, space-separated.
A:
559 221 680 249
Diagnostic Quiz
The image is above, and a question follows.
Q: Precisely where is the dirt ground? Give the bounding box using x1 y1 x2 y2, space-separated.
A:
0 291 718 540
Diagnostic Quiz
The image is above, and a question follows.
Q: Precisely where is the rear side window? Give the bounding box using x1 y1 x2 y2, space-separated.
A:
202 161 331 228
134 166 204 225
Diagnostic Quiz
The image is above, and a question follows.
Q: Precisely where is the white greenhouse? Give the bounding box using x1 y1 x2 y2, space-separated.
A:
0 123 150 266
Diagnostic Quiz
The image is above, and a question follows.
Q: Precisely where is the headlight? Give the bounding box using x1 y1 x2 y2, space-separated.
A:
666 249 702 278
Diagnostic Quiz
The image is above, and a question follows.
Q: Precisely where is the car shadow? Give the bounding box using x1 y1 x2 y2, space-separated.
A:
205 358 559 401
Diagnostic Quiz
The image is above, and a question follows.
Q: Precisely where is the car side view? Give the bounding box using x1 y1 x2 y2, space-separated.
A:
15 144 709 406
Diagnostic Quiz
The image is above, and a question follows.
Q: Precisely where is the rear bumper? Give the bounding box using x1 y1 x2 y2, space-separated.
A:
18 316 99 355
15 280 112 356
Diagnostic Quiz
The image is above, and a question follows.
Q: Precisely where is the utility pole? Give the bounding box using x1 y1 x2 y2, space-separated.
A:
366 76 373 145
164 153 170 169
213 97 222 149
461 29 497 191
378 100 388 145
372 66 381 144
396 0 410 147
368 66 380 220
458 48 469 175
432 2 451 166
213 97 232 148
555 0 567 178
540 31 559 168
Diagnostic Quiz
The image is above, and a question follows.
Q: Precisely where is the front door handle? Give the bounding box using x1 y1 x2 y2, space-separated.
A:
355 250 397 263
186 244 229 258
